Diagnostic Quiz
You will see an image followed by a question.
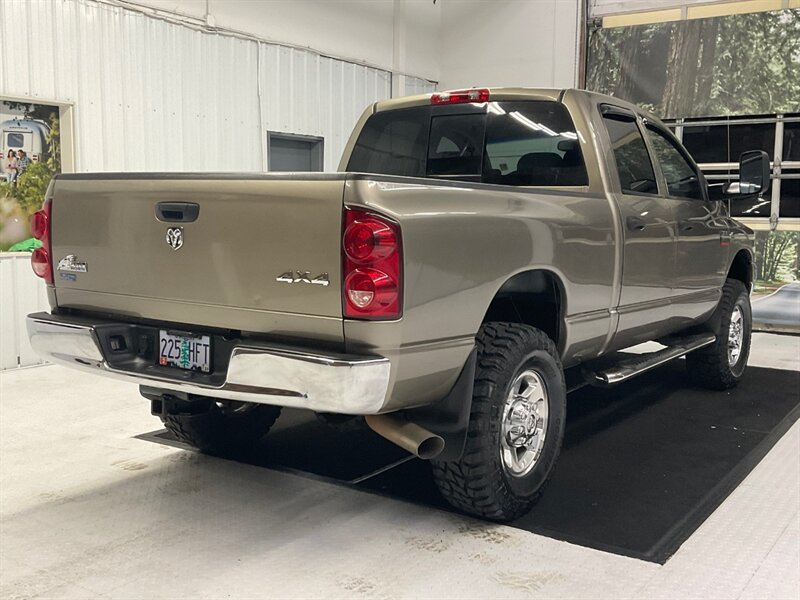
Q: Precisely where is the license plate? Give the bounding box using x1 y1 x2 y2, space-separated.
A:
158 331 211 372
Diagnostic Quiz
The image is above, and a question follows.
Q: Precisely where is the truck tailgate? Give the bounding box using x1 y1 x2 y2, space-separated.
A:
50 174 346 340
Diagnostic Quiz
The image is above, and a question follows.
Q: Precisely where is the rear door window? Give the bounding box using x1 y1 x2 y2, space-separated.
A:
600 110 658 195
483 102 587 186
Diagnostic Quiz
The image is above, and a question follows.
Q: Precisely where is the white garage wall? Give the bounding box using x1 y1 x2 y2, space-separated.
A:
134 0 443 83
0 0 435 173
439 0 580 90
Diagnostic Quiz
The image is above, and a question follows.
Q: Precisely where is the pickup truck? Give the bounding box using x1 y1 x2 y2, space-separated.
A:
26 88 769 521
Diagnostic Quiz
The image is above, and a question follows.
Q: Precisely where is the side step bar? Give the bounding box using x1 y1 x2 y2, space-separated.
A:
588 333 716 386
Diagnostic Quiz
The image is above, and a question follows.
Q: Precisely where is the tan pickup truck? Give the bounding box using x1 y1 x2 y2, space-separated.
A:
27 88 770 520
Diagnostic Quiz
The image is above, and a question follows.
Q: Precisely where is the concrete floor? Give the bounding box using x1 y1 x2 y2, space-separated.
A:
1 332 798 599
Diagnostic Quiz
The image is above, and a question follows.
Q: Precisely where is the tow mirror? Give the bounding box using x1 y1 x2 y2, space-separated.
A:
724 150 770 196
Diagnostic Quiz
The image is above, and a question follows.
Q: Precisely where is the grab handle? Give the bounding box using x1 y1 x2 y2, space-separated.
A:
155 202 200 223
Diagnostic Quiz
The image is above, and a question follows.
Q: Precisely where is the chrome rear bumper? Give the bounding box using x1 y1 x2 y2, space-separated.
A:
26 312 391 414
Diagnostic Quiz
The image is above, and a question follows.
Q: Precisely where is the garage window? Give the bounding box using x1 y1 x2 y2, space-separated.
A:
268 133 323 172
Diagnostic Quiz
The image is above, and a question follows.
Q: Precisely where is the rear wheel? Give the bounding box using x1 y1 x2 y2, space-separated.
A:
686 278 752 390
161 398 281 455
431 322 566 521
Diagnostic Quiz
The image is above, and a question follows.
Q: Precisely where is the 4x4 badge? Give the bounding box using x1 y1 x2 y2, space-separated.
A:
276 271 330 287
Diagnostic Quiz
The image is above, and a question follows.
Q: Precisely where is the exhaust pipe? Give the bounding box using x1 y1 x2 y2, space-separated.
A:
365 414 445 460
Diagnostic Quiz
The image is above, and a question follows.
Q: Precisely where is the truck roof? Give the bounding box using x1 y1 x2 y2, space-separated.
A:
373 87 661 123
375 87 565 112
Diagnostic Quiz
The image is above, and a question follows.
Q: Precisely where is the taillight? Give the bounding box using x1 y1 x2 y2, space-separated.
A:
30 198 53 284
342 208 402 320
31 208 48 239
431 88 490 105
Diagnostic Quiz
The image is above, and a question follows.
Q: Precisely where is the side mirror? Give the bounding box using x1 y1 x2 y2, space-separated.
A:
726 150 770 196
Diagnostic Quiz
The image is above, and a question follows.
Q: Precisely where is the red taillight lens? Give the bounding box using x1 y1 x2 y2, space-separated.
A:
31 248 50 278
30 198 53 283
31 209 48 240
431 88 490 105
344 218 397 263
342 208 402 320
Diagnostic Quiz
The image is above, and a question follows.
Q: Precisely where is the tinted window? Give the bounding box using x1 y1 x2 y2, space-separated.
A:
7 132 24 148
347 101 588 187
646 126 703 200
347 107 428 177
427 114 485 178
784 121 800 162
483 102 588 186
601 114 657 194
779 172 799 218
681 125 727 163
682 122 775 164
728 123 775 163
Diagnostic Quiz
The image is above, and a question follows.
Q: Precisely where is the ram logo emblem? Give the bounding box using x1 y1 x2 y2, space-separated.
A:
276 271 330 287
57 254 88 273
165 227 183 251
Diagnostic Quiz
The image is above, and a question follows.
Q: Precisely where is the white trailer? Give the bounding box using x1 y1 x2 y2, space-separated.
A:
0 118 50 163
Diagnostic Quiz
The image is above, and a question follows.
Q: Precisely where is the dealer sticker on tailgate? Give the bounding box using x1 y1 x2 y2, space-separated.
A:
158 330 211 372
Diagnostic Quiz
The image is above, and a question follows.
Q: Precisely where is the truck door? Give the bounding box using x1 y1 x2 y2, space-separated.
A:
643 122 727 325
599 105 677 346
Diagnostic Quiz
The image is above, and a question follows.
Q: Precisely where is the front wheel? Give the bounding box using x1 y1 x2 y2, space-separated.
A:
431 322 566 521
686 278 752 390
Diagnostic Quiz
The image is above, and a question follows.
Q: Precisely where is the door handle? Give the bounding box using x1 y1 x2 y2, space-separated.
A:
626 216 646 231
155 202 200 223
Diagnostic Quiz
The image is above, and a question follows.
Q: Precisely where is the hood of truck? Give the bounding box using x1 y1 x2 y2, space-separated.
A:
49 174 346 342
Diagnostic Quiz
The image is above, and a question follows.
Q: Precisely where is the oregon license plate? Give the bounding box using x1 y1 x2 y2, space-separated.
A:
158 331 211 372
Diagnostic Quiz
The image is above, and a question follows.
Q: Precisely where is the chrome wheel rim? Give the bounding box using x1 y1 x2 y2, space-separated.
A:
728 305 744 367
500 369 549 477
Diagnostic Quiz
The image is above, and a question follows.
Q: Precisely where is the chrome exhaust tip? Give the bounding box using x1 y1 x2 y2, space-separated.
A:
365 414 445 460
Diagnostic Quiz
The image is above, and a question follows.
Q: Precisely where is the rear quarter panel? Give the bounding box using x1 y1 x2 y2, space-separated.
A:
343 176 617 410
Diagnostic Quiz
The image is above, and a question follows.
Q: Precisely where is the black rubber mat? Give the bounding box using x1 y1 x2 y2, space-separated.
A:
140 362 800 564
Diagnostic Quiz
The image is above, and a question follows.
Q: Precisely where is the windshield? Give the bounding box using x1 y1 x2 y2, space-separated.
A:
346 100 588 187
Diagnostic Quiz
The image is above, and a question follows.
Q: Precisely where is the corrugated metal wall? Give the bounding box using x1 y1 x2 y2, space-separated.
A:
258 44 393 170
0 0 435 173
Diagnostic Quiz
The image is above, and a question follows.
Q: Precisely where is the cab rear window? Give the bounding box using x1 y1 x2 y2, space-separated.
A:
346 100 588 187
